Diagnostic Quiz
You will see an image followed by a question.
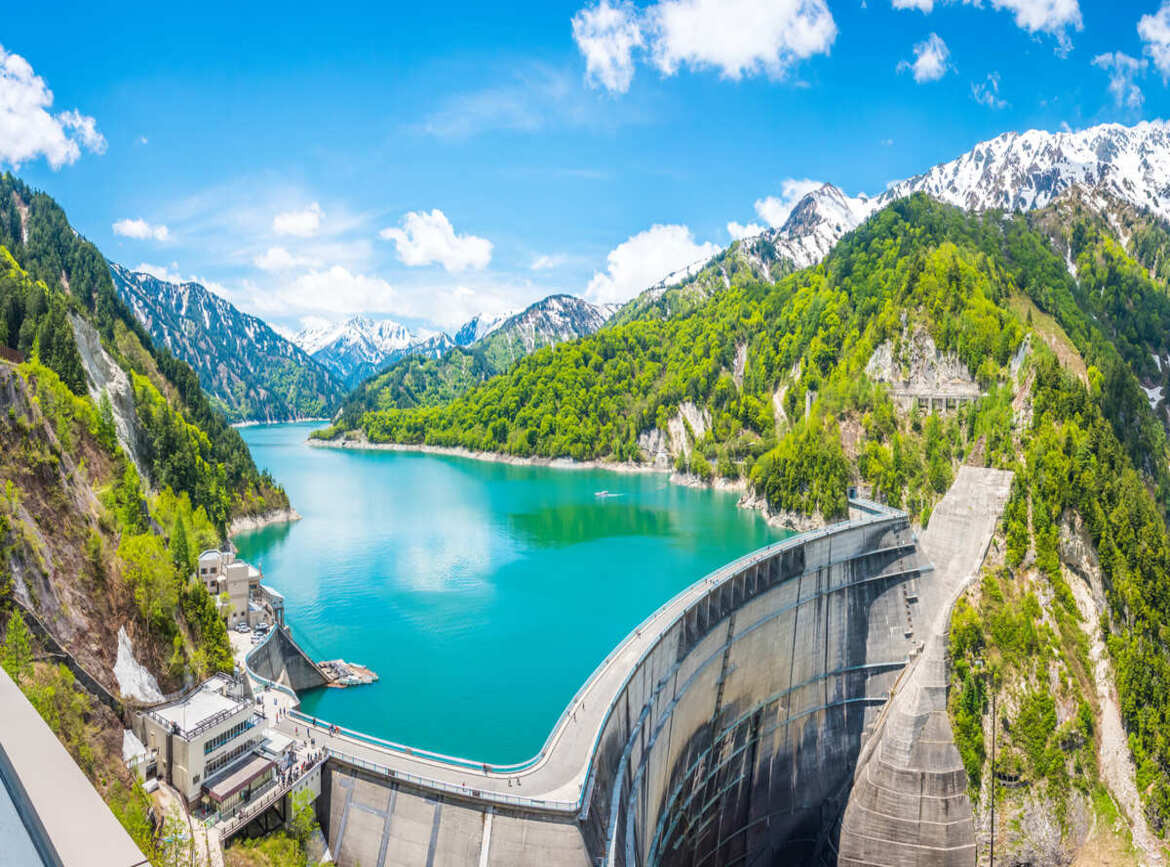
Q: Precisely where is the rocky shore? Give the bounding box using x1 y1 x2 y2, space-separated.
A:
228 507 303 537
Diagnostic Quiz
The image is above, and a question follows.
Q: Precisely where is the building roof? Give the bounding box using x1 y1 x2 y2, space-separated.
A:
203 753 274 803
0 666 146 866
149 675 248 738
260 731 294 756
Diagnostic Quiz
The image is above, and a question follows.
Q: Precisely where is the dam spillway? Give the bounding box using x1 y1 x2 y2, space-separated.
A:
249 467 1012 865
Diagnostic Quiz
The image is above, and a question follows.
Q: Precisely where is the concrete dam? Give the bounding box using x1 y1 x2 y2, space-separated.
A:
252 466 1013 866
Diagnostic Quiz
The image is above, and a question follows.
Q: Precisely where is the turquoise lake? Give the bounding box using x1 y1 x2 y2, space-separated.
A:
235 422 786 763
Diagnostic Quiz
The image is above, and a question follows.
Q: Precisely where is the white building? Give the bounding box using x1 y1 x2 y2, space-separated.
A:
138 674 274 811
197 549 264 629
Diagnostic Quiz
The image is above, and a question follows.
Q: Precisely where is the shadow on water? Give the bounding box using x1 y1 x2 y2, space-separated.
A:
507 502 675 547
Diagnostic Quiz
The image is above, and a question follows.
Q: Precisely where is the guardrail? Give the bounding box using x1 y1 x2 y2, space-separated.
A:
282 500 907 816
325 748 577 812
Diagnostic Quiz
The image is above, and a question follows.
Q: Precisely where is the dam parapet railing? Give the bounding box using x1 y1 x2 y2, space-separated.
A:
247 494 911 822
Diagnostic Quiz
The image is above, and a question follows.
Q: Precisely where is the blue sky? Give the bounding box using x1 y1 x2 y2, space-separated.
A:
4 0 1170 333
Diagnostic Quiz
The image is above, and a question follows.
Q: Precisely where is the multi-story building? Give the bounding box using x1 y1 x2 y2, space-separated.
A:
197 549 264 629
138 674 274 811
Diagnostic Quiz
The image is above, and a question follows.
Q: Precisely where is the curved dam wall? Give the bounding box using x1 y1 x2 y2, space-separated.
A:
580 512 929 866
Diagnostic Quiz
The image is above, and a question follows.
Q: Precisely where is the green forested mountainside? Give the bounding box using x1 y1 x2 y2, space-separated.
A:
333 295 613 420
0 173 286 523
323 195 1164 516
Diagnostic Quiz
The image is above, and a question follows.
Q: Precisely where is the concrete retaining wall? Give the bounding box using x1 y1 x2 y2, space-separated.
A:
580 515 928 866
247 626 328 692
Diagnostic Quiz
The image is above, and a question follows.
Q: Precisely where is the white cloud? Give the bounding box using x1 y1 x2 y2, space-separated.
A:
379 209 492 273
137 135 148 145
572 0 644 93
971 72 1008 108
0 44 106 169
892 0 1080 51
585 224 718 304
981 0 1081 50
727 221 765 240
898 33 950 83
531 253 568 270
753 178 823 228
113 218 170 241
649 0 837 81
570 0 835 92
134 262 185 283
1140 2 1170 82
1093 52 1146 109
253 246 319 271
270 266 398 316
272 202 323 237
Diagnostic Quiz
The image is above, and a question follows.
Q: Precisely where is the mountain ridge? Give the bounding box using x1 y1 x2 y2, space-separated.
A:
109 264 343 422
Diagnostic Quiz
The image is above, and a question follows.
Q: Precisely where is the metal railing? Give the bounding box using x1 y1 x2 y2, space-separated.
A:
325 748 577 812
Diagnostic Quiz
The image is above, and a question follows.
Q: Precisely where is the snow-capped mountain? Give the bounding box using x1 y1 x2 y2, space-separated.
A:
485 295 616 357
294 315 446 387
453 311 516 347
633 120 1170 316
109 263 344 422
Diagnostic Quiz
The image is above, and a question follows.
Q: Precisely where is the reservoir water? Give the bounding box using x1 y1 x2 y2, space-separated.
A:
235 422 786 763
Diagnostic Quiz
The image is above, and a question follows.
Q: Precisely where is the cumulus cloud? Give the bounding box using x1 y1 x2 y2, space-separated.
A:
891 0 1081 51
379 209 492 273
0 44 106 169
586 224 719 304
272 202 323 237
571 0 836 92
727 221 765 240
531 253 568 270
898 33 951 83
1140 2 1170 81
270 266 398 316
253 246 319 271
1093 52 1146 109
971 72 1008 109
572 0 644 93
984 0 1081 49
754 178 823 228
113 218 170 241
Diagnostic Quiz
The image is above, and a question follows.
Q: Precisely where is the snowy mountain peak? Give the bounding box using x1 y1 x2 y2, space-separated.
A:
293 315 438 386
454 310 516 347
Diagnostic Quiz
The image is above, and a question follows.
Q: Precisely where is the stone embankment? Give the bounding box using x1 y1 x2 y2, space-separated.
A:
228 507 301 536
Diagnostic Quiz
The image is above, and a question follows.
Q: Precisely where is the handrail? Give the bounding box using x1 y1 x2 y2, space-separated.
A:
282 500 906 814
325 749 577 813
215 756 325 837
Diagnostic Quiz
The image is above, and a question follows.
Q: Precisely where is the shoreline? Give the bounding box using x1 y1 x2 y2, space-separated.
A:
232 417 331 429
308 436 824 533
229 507 303 537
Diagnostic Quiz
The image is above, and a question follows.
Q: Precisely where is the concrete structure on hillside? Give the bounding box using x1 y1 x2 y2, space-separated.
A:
197 549 267 629
838 467 1013 865
243 470 1012 866
0 664 146 866
247 625 329 692
137 673 271 810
